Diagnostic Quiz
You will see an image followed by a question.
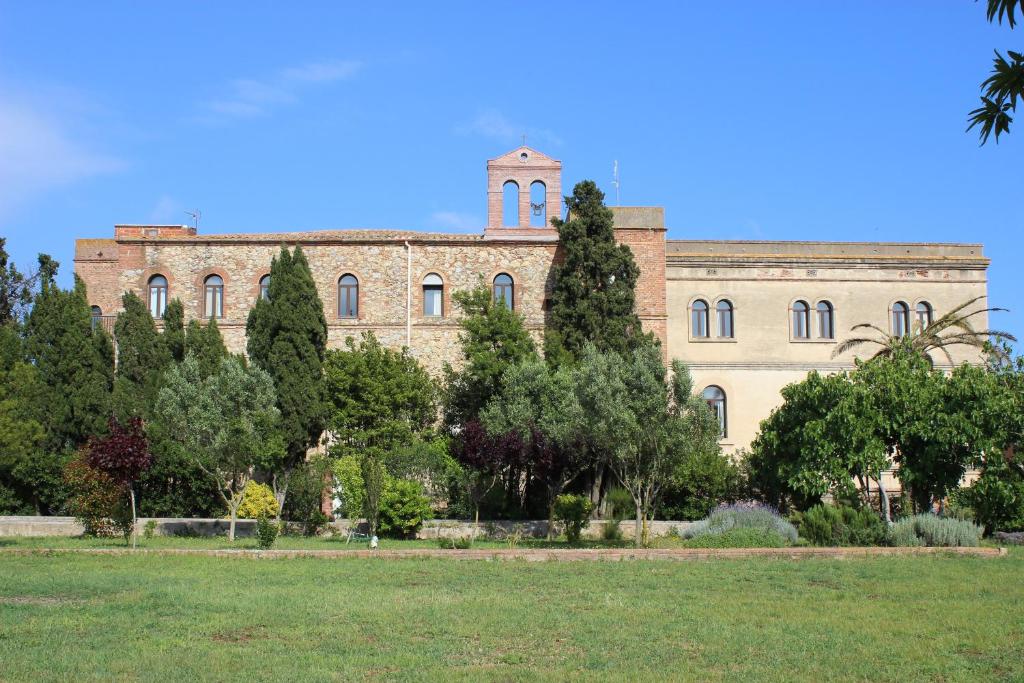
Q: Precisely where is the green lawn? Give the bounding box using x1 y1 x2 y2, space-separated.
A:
0 546 1021 682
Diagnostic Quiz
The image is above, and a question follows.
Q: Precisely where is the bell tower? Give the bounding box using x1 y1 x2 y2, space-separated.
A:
486 147 562 231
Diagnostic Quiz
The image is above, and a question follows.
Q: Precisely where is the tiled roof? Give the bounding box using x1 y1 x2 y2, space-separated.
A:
137 229 485 243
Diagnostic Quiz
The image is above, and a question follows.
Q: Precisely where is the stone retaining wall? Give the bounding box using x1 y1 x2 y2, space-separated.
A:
0 546 1006 561
0 516 695 540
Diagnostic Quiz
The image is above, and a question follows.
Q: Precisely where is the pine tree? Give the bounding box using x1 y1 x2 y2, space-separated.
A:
186 318 228 379
246 245 327 508
0 238 30 325
545 180 650 361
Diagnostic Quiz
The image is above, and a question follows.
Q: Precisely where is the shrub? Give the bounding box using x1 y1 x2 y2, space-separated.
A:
888 521 921 547
255 515 279 550
684 502 798 545
143 519 158 539
661 450 744 520
553 493 594 543
63 455 132 538
951 463 1024 534
332 455 364 522
378 478 432 538
235 481 279 519
889 513 982 547
685 527 785 549
283 458 332 535
601 518 624 541
605 486 634 521
800 504 888 547
437 535 473 549
298 510 330 537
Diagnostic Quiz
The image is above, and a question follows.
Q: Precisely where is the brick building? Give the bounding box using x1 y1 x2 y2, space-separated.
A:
75 146 988 453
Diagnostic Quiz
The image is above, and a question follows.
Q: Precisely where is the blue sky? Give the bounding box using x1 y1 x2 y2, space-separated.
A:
1 2 1020 342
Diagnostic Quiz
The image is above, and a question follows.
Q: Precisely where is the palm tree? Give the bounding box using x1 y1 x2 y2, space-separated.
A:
832 296 1016 366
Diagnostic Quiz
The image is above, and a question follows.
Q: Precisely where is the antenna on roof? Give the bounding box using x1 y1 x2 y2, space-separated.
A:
184 209 201 230
612 160 620 206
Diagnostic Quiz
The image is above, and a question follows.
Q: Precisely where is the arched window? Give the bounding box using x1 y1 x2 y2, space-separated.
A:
529 181 546 227
337 274 358 318
259 275 271 301
502 181 520 227
892 301 910 337
916 301 933 330
792 300 810 339
816 301 835 339
691 299 709 338
493 273 514 310
90 306 102 329
423 273 443 317
715 299 734 338
148 275 168 319
702 386 727 438
204 275 224 319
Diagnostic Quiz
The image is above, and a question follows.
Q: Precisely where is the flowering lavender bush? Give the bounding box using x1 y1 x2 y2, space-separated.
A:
684 501 799 544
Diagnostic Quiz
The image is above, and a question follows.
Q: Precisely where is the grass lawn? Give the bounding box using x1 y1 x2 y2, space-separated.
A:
0 545 1021 682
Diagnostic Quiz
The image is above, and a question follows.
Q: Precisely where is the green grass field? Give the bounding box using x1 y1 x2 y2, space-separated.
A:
0 545 1021 682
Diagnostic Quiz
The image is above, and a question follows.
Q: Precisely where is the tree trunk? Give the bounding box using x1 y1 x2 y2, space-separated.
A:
129 487 137 549
547 498 556 541
876 475 891 524
228 508 237 543
589 462 605 515
474 505 480 540
272 470 290 523
635 500 643 549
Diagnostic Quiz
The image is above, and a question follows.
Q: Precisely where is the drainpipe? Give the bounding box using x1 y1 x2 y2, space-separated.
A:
405 241 412 348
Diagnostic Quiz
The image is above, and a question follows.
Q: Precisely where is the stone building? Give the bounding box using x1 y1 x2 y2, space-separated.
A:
74 146 989 454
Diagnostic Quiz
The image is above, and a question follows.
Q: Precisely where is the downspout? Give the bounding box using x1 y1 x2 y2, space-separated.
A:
405 241 412 348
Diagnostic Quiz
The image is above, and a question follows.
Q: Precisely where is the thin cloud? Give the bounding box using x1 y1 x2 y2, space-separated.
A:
457 109 563 147
430 211 482 232
201 60 362 120
0 95 124 217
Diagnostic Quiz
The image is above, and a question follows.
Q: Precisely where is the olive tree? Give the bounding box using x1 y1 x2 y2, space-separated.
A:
155 354 284 541
603 345 720 546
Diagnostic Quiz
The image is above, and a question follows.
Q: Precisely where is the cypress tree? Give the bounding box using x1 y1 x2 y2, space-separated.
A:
545 180 650 361
25 273 113 452
246 245 327 505
160 298 186 364
112 291 167 419
186 318 228 379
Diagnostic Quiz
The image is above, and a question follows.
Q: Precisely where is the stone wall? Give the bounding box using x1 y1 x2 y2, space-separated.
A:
0 516 695 540
74 209 670 372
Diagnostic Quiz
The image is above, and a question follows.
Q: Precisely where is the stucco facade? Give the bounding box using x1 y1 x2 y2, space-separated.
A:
74 146 989 454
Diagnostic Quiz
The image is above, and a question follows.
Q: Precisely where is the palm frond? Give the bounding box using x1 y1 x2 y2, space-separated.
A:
986 0 1022 27
831 337 884 359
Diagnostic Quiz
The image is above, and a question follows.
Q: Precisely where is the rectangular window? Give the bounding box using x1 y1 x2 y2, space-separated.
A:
338 288 357 318
149 287 166 318
205 287 223 318
423 286 443 317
